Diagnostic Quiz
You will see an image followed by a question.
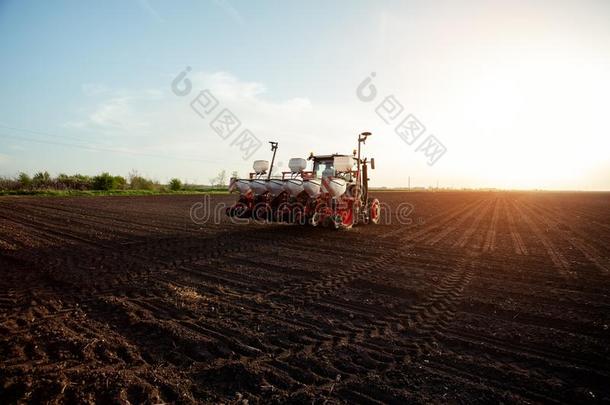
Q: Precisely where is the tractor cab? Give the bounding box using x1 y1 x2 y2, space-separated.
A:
310 154 357 181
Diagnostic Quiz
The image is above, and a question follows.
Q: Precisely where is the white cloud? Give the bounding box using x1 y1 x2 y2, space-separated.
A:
66 89 163 132
67 71 323 142
89 96 149 130
58 70 375 183
193 71 266 100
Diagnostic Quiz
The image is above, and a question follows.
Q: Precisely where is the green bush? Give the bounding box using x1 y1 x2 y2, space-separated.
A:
18 172 32 189
113 176 127 190
57 174 93 190
92 172 116 190
169 178 182 191
129 175 154 190
32 171 51 188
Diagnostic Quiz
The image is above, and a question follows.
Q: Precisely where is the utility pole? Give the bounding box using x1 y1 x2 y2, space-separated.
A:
408 176 410 191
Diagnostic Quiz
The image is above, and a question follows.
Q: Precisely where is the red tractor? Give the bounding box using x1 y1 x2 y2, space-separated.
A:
227 131 380 229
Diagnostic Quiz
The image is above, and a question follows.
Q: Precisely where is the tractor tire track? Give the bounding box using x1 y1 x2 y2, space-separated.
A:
504 198 528 255
512 201 573 278
425 199 488 246
380 198 481 242
482 197 501 252
526 202 610 274
453 198 494 248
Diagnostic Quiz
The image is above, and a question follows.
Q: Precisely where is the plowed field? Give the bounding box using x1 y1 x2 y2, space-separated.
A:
0 192 609 404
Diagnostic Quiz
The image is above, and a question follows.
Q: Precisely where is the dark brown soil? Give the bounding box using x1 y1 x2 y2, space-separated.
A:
0 191 609 404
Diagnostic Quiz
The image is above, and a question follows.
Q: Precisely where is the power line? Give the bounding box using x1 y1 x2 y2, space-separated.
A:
0 123 90 143
0 125 242 165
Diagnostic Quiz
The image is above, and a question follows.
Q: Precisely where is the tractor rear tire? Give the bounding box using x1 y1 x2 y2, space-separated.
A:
369 198 380 225
339 209 354 230
233 202 249 218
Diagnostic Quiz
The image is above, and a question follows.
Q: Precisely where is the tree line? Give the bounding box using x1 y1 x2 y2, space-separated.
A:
0 170 232 192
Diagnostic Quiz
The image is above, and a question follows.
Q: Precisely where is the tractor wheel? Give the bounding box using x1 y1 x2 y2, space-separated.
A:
233 202 249 218
322 215 338 229
339 208 354 230
333 215 344 230
369 198 380 224
309 212 321 227
253 204 272 222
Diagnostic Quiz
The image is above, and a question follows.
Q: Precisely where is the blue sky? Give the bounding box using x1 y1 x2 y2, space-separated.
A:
1 0 609 189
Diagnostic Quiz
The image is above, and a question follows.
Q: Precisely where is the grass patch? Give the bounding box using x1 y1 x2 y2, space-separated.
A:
0 189 229 197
